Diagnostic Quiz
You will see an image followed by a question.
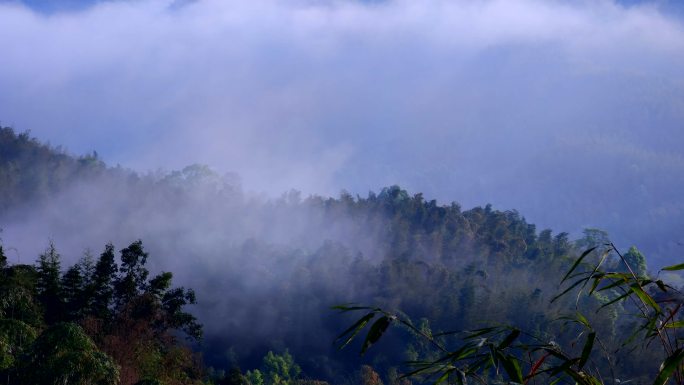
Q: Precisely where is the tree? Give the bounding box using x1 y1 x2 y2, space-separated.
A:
90 243 118 320
0 238 206 385
220 367 250 385
62 264 87 322
115 240 149 308
142 270 202 340
258 351 301 385
576 228 610 251
553 231 571 257
159 285 202 341
246 369 264 385
360 365 383 385
0 244 7 269
0 263 41 384
19 322 119 385
36 242 63 325
335 243 684 385
621 245 648 277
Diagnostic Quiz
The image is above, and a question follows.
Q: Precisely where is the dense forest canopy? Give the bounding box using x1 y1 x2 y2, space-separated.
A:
2 0 684 383
0 127 678 384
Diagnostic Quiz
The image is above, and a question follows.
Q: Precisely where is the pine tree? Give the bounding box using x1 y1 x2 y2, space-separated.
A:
36 242 63 324
62 265 85 321
0 244 7 269
90 243 118 320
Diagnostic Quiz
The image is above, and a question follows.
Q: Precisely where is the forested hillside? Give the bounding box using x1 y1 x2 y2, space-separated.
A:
0 240 203 385
0 127 110 212
0 127 670 384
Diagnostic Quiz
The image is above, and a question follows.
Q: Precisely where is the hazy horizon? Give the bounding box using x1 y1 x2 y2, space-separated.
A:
1 0 683 264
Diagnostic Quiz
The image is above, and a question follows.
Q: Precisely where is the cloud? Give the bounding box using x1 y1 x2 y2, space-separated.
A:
1 0 684 371
0 0 683 262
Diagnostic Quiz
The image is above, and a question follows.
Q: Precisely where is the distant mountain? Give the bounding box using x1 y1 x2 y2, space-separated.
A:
0 126 663 383
0 127 113 213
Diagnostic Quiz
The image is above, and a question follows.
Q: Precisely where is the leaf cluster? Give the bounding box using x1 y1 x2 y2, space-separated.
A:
334 243 684 385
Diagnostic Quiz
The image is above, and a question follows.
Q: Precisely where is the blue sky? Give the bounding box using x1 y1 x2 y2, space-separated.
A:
6 0 684 15
1 0 683 262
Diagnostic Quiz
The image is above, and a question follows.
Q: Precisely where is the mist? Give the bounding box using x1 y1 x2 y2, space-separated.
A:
1 1 684 383
0 158 398 369
1 0 683 267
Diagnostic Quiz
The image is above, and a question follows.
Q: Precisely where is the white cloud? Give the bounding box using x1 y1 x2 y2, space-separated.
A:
1 0 683 261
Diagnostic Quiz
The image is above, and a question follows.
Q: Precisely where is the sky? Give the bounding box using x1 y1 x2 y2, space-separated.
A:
1 0 683 263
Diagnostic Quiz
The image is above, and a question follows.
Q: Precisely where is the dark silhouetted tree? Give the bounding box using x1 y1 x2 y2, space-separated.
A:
36 242 63 325
115 240 149 308
90 243 118 321
62 265 85 321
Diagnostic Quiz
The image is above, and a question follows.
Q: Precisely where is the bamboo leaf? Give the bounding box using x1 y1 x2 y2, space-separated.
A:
565 369 601 385
597 278 629 292
666 321 684 329
562 247 598 283
331 305 375 312
498 329 520 350
551 278 587 304
578 332 596 370
401 365 440 378
578 249 611 302
589 276 602 295
361 316 392 355
497 352 524 383
434 369 454 385
603 272 633 280
575 312 591 329
464 327 498 339
598 291 632 310
662 263 684 271
655 280 669 292
653 348 684 385
630 284 661 314
334 313 375 349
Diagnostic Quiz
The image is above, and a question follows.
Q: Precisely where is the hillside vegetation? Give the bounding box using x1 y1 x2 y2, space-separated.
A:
0 126 674 385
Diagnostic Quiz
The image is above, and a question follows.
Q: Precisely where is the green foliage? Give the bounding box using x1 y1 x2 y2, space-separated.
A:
90 243 118 320
575 228 611 252
159 284 202 341
220 367 250 385
36 242 64 324
246 369 264 385
62 264 86 320
0 318 38 371
20 322 119 385
246 351 302 385
260 351 301 385
115 240 150 307
622 245 648 277
0 262 43 384
3 127 680 384
0 126 107 213
335 243 684 385
0 239 204 385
